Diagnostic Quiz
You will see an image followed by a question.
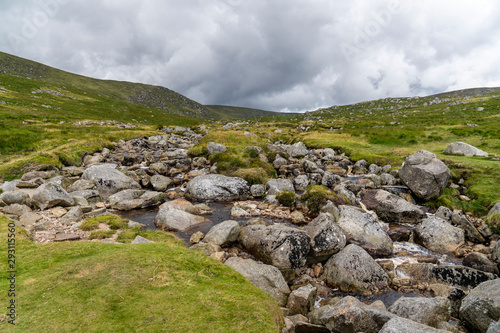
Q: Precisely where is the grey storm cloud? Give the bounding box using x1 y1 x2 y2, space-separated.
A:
1 0 500 112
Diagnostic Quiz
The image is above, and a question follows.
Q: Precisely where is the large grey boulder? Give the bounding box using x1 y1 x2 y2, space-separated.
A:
185 174 250 201
203 220 240 247
388 296 450 328
444 142 489 157
265 178 295 195
0 191 30 206
32 183 74 210
154 203 208 232
379 317 449 333
225 257 290 307
324 244 390 294
460 279 500 332
239 224 311 271
106 189 166 210
415 216 465 253
337 205 393 257
150 175 173 192
360 189 427 223
206 142 227 155
304 213 346 262
399 150 450 201
287 142 309 157
308 296 395 333
82 164 141 197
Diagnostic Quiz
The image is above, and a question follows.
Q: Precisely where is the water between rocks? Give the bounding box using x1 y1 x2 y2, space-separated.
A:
118 199 463 309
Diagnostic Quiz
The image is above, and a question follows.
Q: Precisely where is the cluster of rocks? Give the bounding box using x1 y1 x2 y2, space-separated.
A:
1 128 500 332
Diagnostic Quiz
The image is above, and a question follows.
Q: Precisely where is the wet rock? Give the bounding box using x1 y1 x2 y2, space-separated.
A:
287 284 317 316
444 142 489 157
206 142 227 155
189 231 204 244
387 224 412 242
294 322 331 333
304 213 346 263
266 178 295 195
460 279 500 333
186 174 250 201
225 257 291 307
82 164 141 197
203 220 240 247
415 216 465 253
32 183 74 210
360 189 427 223
324 244 390 294
154 204 208 232
239 224 311 271
399 150 450 201
379 317 449 333
337 205 393 257
388 296 450 328
463 252 499 275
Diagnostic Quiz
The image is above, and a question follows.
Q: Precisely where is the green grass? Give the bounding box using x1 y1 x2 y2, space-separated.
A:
0 215 283 332
89 230 116 240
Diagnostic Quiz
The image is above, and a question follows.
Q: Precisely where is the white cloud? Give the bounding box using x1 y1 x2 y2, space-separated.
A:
1 0 500 112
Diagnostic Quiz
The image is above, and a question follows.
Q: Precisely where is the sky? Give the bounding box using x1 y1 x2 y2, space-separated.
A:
1 0 500 112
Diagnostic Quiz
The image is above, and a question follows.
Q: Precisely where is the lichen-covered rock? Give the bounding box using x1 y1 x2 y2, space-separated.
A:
286 284 317 316
444 142 489 157
360 189 426 223
206 142 227 155
324 244 390 294
415 216 464 253
399 150 450 201
388 296 451 328
82 164 141 197
460 279 500 333
239 224 310 271
266 178 295 195
225 257 290 307
304 213 346 262
337 205 393 257
32 183 74 210
185 174 250 201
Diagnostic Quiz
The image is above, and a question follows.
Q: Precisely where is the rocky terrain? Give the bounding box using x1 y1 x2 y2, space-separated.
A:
1 125 500 333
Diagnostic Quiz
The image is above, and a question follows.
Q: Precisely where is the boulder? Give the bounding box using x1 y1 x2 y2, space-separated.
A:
399 150 450 201
379 317 449 333
452 211 485 243
287 284 317 316
203 220 240 247
131 235 153 244
460 279 500 332
60 207 83 225
150 175 173 192
444 142 489 157
225 257 290 307
3 204 32 217
250 184 265 197
388 296 450 328
239 224 310 271
106 190 166 210
337 205 393 257
0 191 30 206
67 179 95 192
415 217 465 253
360 189 427 223
463 252 499 275
324 244 390 294
32 183 74 210
185 174 250 201
206 142 227 155
488 321 500 333
293 175 310 192
287 142 309 157
304 213 346 262
308 296 395 333
154 204 208 232
321 171 342 188
489 201 500 216
395 263 497 290
82 164 141 197
435 206 453 222
69 190 102 205
273 155 288 169
266 179 295 195
160 199 199 215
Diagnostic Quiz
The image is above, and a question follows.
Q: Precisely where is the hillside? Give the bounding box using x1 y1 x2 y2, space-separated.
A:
0 51 279 120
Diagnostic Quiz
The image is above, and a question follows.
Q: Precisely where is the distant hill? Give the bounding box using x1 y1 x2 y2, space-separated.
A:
0 51 281 120
427 87 500 99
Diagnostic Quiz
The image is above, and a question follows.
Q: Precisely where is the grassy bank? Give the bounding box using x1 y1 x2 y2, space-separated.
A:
0 215 283 332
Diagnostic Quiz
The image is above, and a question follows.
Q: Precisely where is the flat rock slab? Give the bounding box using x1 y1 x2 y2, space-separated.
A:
54 233 81 242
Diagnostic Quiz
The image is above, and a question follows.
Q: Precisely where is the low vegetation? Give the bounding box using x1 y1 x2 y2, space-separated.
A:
0 216 283 332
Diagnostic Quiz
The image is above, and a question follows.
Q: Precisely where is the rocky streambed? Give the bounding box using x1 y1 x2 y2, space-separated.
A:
1 127 500 333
